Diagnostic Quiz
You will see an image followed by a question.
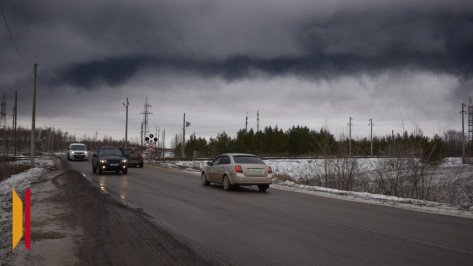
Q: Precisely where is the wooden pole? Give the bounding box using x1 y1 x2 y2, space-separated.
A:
30 64 37 167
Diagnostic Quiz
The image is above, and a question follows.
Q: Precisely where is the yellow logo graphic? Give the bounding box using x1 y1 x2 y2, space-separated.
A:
12 188 30 250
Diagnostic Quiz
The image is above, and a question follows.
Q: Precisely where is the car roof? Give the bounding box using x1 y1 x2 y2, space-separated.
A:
218 153 257 157
70 143 86 146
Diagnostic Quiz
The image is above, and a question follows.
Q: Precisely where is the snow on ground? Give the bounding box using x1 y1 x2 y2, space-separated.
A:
149 157 473 219
0 155 56 260
272 181 473 219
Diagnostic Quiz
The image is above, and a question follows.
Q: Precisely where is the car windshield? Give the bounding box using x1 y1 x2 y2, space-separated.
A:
99 149 123 156
71 145 86 151
233 156 265 164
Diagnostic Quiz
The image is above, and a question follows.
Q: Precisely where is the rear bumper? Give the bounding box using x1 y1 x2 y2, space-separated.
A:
127 159 143 165
230 173 272 185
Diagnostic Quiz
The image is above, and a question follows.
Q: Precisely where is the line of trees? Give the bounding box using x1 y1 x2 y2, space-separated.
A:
0 126 139 155
1 125 471 164
182 126 472 164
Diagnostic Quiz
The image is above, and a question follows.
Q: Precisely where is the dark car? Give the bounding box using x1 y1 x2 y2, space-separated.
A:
92 146 128 174
121 147 144 168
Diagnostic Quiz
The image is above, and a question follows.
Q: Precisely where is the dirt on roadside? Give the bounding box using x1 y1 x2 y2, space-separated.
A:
8 159 222 266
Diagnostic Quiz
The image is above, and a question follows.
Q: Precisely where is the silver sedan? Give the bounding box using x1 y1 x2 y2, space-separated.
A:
201 153 273 192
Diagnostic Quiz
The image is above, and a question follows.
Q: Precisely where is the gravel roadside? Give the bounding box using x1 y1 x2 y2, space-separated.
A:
4 158 220 265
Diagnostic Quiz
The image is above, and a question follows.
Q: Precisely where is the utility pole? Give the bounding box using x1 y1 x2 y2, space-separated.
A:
156 126 160 153
469 97 473 142
0 94 6 130
31 63 37 167
257 110 260 132
122 97 129 147
182 113 191 158
182 113 185 158
392 130 395 155
348 117 353 156
162 129 165 158
461 103 466 164
140 97 152 146
369 118 374 156
140 122 144 147
13 90 17 156
245 112 248 131
51 126 54 152
0 94 6 153
175 134 178 157
0 97 5 152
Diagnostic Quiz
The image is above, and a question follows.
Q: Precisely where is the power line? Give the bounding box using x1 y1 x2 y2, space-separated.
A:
0 1 30 65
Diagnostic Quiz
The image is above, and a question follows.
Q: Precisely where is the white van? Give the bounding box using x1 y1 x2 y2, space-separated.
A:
67 143 88 161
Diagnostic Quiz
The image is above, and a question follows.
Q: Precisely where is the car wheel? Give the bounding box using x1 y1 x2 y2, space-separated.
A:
201 172 210 186
98 167 102 174
92 164 97 173
258 185 269 192
123 170 128 175
139 163 144 168
223 175 233 191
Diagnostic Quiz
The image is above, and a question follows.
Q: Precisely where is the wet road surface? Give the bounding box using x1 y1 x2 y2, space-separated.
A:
68 158 473 265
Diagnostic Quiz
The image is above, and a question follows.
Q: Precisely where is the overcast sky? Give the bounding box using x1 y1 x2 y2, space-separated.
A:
1 0 473 148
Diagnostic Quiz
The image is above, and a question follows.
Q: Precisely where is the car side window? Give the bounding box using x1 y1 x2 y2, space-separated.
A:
220 156 230 164
211 157 222 166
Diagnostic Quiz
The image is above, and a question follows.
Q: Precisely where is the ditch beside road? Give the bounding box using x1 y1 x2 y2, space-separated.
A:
5 158 219 265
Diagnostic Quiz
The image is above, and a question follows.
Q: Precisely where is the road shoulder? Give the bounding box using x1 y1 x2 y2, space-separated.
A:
7 159 220 265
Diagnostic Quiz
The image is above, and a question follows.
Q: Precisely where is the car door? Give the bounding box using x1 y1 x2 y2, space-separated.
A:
207 156 222 182
214 155 230 182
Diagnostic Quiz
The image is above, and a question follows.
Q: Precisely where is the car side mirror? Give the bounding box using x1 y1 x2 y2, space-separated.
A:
206 161 211 166
93 153 97 157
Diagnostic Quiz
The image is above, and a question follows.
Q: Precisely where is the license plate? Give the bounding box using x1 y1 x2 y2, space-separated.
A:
249 169 262 175
110 163 119 167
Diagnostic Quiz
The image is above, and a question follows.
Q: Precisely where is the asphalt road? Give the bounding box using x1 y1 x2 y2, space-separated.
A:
68 157 473 265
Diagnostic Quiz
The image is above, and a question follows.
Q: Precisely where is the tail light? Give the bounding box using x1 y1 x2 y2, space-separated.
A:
140 153 143 158
268 166 273 174
235 165 243 173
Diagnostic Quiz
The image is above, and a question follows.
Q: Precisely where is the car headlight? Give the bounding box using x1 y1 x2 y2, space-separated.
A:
99 159 107 163
122 159 128 163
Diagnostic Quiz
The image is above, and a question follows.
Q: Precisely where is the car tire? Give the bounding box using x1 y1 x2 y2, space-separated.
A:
123 170 128 175
223 175 233 191
139 163 143 168
201 172 210 186
258 185 269 192
92 164 97 173
98 167 102 174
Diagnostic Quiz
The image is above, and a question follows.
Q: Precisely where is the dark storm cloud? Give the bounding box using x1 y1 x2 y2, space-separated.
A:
44 1 473 89
2 0 473 89
298 9 473 76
